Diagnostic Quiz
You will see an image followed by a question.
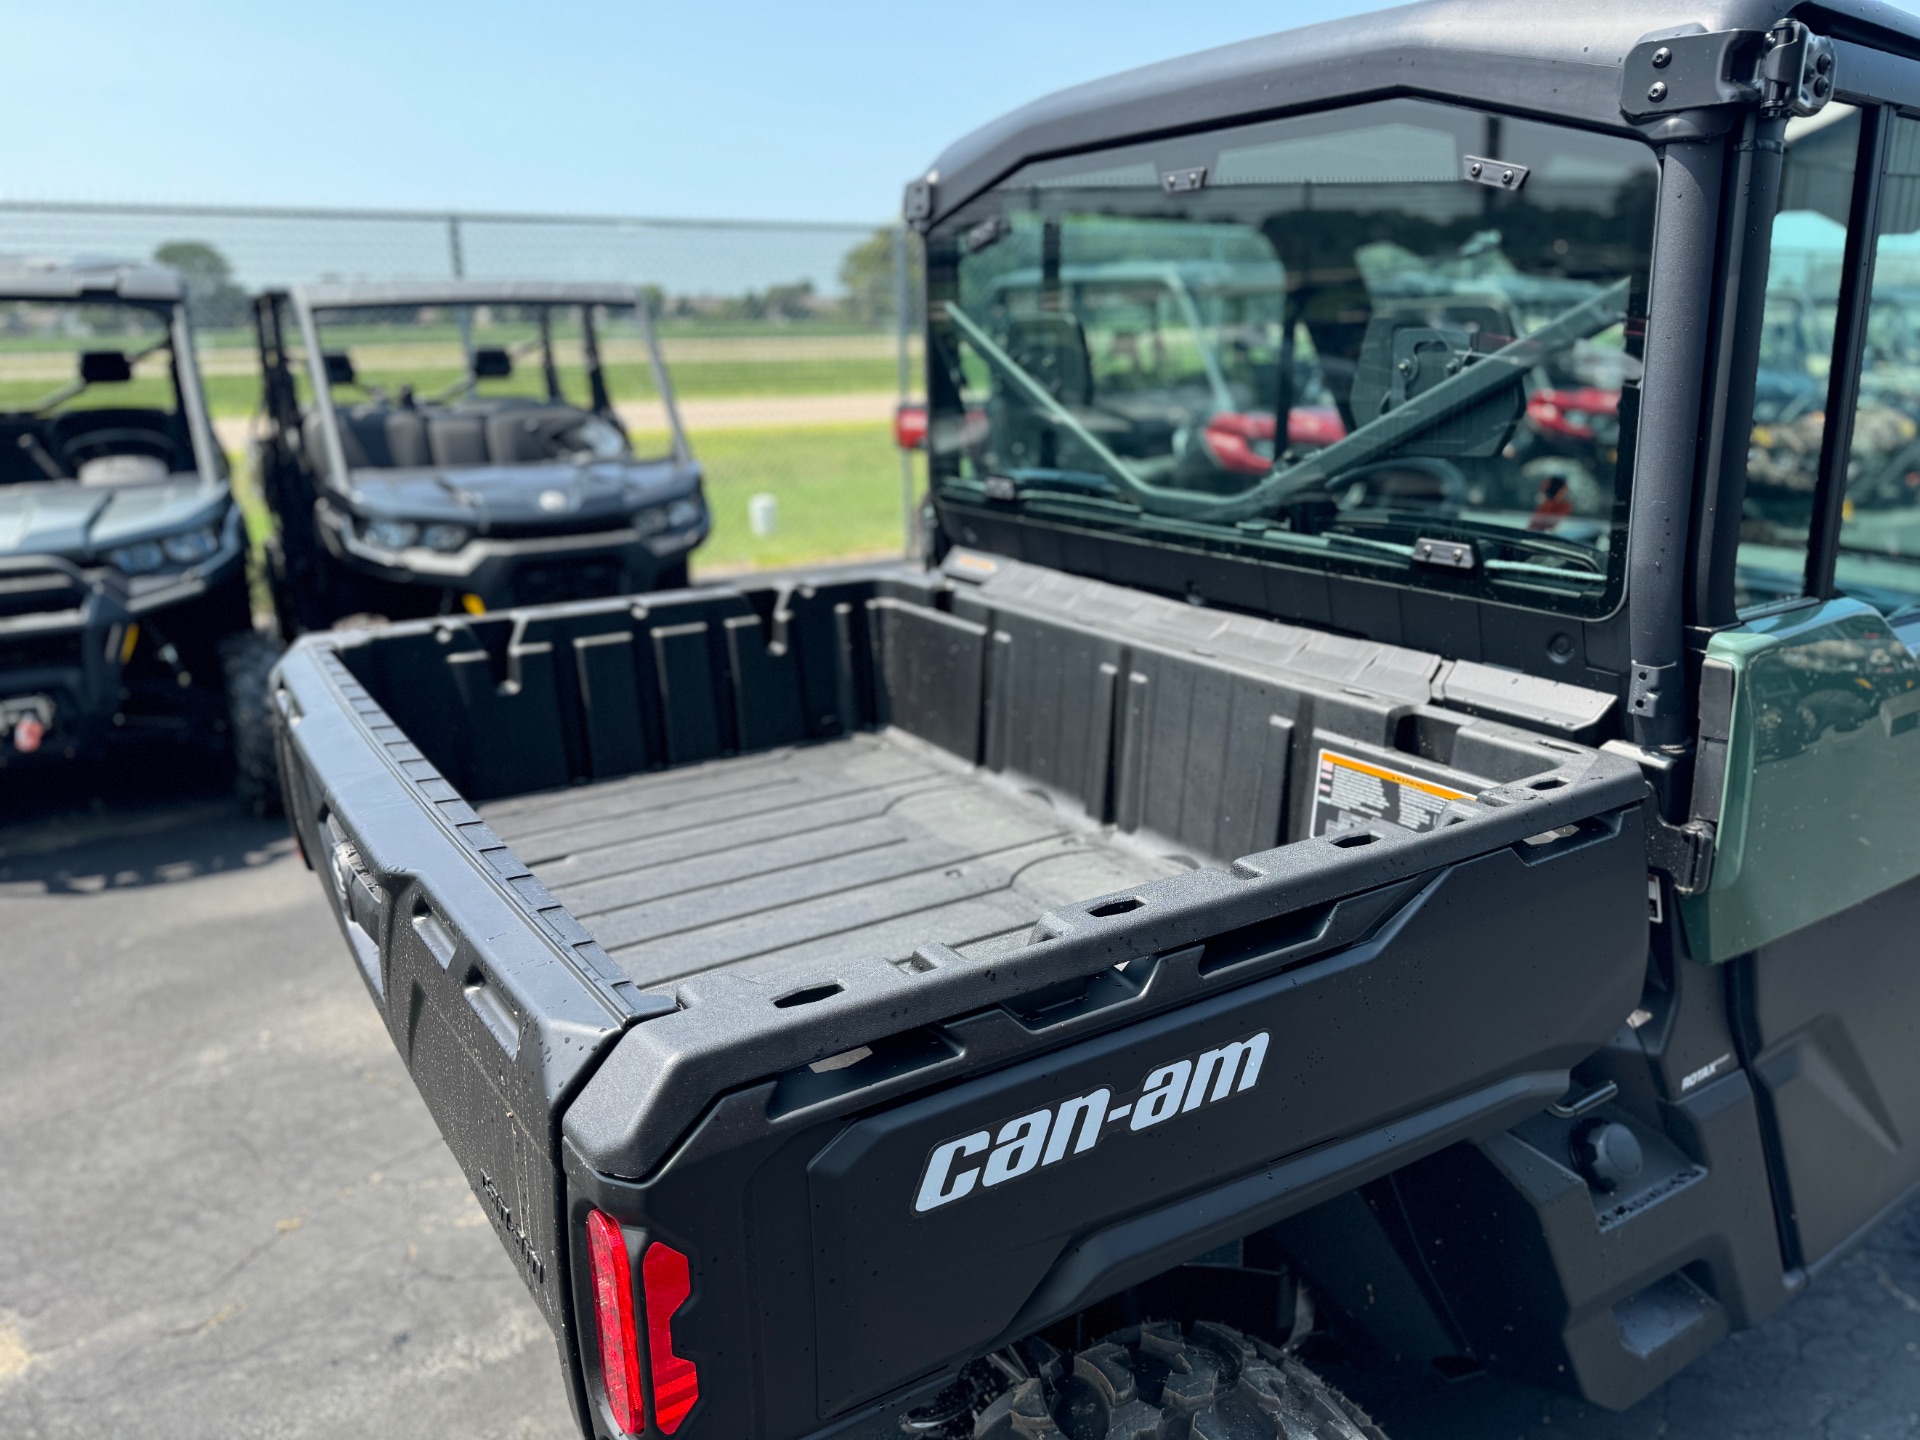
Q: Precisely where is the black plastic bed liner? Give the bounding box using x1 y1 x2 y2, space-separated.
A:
482 730 1186 988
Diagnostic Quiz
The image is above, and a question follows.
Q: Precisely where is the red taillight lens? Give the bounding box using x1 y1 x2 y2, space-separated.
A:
1286 405 1347 449
643 1241 700 1433
894 403 929 451
1199 411 1277 475
586 1210 645 1435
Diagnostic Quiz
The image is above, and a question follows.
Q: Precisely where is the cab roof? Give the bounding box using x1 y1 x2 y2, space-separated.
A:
0 257 184 304
917 0 1920 227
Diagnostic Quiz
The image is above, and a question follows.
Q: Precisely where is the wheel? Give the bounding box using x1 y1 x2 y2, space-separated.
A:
220 629 284 817
908 1321 1386 1440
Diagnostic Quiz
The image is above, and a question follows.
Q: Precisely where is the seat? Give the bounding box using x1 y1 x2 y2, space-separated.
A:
427 411 489 467
383 410 430 468
484 403 591 464
991 314 1098 473
1002 314 1094 406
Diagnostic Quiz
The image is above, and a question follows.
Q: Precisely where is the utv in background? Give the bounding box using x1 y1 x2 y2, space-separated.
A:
272 4 1920 1440
0 259 279 809
253 281 708 634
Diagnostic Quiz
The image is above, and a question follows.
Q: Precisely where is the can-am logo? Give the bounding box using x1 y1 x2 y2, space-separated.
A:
913 1032 1269 1213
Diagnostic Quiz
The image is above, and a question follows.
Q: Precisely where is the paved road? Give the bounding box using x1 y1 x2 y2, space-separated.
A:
3 772 1919 1439
0 768 576 1440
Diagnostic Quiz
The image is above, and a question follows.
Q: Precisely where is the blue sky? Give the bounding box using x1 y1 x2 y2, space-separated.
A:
6 0 1393 222
12 2 1920 225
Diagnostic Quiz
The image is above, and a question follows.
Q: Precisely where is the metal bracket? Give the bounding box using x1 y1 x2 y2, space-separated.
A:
1622 20 1835 122
1626 660 1684 721
1645 804 1716 896
903 177 935 230
1161 167 1208 194
1412 537 1477 571
1623 29 1763 120
1462 155 1527 191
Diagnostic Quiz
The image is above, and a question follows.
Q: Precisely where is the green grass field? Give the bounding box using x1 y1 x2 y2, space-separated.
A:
655 423 909 572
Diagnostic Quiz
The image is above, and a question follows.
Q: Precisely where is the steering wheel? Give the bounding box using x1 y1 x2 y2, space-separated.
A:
58 426 176 472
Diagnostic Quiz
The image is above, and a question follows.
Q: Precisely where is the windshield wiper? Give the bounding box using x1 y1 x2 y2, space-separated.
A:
944 279 1631 525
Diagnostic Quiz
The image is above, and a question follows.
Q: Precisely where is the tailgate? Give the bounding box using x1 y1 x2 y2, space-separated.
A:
559 752 1647 1436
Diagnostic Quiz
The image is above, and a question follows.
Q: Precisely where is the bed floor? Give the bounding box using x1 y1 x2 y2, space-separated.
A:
479 730 1184 990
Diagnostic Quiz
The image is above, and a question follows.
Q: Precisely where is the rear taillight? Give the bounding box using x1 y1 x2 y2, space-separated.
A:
586 1210 645 1435
894 402 929 451
644 1241 700 1433
586 1214 702 1435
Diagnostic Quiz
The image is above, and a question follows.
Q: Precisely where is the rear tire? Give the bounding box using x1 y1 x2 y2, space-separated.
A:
220 629 284 817
916 1321 1385 1440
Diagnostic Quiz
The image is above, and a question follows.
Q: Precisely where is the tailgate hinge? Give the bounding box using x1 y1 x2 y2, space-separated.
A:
1645 805 1716 896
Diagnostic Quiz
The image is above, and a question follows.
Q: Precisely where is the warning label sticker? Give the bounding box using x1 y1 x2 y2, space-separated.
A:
1309 748 1472 837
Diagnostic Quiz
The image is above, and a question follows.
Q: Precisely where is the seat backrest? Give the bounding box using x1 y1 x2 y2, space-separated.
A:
384 410 430 469
427 412 489 467
1002 315 1094 407
308 409 371 470
485 403 588 464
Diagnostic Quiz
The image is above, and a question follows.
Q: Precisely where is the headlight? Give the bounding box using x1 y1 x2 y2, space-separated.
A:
161 526 220 564
111 522 222 576
666 498 705 529
111 540 166 574
363 519 419 550
421 523 471 553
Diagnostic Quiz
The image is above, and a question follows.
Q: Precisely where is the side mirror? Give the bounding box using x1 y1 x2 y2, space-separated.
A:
323 351 357 387
79 350 133 384
472 347 513 380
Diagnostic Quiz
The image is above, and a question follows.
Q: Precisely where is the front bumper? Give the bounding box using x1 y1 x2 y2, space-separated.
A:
0 529 247 761
318 501 709 608
0 557 132 759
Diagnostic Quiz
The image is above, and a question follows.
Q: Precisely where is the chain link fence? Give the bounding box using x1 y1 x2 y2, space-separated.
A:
0 200 924 575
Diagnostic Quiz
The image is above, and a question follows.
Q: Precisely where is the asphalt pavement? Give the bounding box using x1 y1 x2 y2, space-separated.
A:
3 764 1919 1440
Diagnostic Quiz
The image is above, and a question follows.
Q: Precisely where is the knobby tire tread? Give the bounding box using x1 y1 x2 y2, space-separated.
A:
963 1321 1385 1440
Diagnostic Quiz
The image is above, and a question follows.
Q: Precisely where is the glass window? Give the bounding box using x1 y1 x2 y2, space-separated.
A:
309 301 674 469
926 99 1659 618
1837 113 1920 614
0 298 201 485
1738 107 1860 610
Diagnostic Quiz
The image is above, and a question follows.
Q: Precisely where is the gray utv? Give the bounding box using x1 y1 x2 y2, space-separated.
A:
253 281 708 633
0 259 278 809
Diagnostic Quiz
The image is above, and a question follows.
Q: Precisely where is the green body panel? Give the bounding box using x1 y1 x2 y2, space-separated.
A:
1682 598 1920 963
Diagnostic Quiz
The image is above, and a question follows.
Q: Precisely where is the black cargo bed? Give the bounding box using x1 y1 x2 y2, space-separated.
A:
483 731 1184 988
273 552 1653 1440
